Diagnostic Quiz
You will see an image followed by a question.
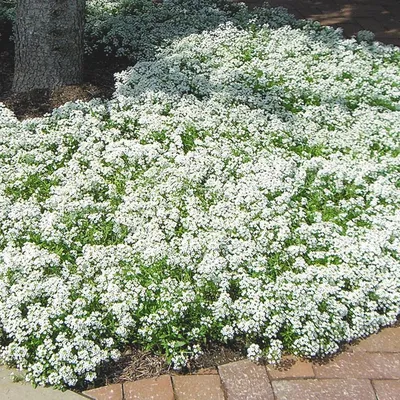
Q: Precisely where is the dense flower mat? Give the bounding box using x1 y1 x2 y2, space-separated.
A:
0 0 400 389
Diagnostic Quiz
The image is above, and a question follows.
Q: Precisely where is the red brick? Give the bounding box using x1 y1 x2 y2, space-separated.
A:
266 0 297 6
328 4 354 18
367 353 400 379
173 375 224 400
272 379 376 400
314 353 370 379
313 0 339 12
123 375 174 400
314 352 400 379
355 0 395 5
372 380 400 400
82 384 123 400
267 0 295 7
349 326 400 353
267 357 314 380
218 360 274 400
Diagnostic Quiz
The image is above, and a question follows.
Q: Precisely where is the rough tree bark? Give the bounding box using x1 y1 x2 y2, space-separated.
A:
12 0 85 93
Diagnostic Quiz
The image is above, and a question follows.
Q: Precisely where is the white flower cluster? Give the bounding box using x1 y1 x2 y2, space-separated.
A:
84 0 300 60
0 8 399 389
1 0 300 61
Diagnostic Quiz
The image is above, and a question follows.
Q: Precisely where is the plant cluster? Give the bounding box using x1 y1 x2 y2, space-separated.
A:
0 0 14 26
84 0 301 61
0 0 399 390
0 0 299 62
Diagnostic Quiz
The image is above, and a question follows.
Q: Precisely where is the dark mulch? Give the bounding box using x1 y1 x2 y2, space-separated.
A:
84 342 245 391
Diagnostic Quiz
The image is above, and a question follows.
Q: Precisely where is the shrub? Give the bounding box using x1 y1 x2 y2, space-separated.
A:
1 0 300 61
0 2 399 390
84 0 300 61
0 0 14 28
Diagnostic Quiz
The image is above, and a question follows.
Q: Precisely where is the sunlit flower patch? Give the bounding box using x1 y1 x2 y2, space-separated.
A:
0 1 399 389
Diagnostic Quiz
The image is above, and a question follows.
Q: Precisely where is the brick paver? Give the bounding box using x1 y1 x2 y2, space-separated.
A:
313 352 373 379
218 360 274 400
267 357 314 380
366 353 400 380
314 352 400 379
172 375 225 400
372 380 400 400
272 379 376 400
349 326 400 353
82 383 123 400
2 327 400 400
123 375 174 400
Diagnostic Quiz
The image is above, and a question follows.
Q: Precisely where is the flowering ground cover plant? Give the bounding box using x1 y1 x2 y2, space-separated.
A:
84 0 300 60
0 0 400 390
1 0 300 62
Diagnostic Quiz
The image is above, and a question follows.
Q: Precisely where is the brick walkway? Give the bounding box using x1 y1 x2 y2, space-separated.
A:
248 0 400 46
82 324 400 400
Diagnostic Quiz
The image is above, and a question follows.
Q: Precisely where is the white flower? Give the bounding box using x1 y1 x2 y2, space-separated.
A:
0 0 399 388
247 343 262 361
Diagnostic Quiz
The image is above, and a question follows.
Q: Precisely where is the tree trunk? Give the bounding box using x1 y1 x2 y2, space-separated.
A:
12 0 85 93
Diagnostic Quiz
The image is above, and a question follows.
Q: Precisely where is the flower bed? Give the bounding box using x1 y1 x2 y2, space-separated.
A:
0 0 400 389
1 0 300 61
